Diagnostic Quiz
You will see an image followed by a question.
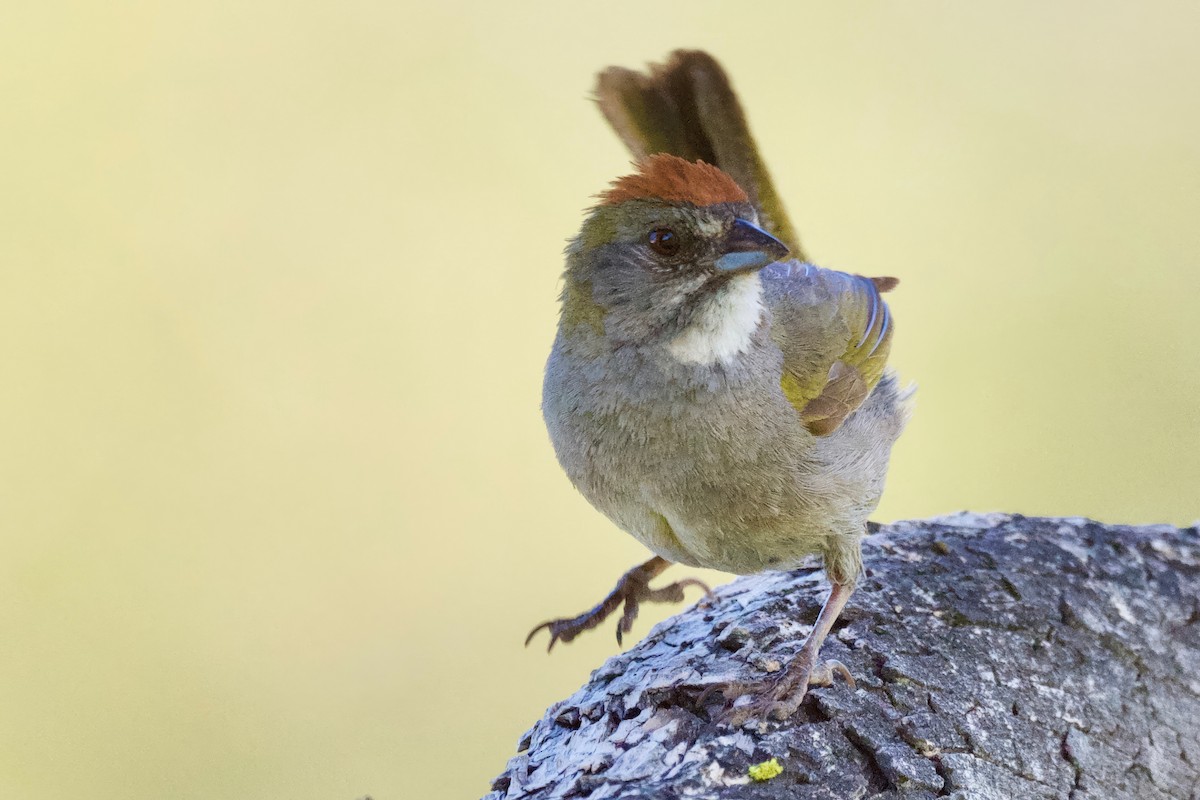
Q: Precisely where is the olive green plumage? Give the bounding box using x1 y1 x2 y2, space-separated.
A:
594 50 899 440
532 52 911 713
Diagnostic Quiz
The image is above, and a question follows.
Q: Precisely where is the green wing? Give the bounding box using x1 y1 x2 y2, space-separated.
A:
594 50 896 437
764 264 896 436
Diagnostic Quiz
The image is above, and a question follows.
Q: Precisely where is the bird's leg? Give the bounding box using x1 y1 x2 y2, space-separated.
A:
526 556 710 652
718 580 857 725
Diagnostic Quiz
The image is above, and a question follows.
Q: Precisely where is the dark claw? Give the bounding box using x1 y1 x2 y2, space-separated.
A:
695 680 761 724
524 618 582 652
700 657 857 727
524 622 550 649
825 659 855 688
525 559 709 652
696 682 733 709
616 597 640 645
764 700 790 722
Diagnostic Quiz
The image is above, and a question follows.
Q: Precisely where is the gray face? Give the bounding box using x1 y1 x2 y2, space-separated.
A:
568 199 786 346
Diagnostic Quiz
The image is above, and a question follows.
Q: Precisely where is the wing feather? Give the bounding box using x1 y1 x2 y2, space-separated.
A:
590 50 898 438
765 264 897 436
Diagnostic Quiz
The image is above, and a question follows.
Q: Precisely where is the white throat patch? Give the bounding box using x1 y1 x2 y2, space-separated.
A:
666 273 764 366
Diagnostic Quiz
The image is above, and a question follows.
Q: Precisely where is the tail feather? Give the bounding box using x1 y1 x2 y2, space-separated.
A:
595 50 805 261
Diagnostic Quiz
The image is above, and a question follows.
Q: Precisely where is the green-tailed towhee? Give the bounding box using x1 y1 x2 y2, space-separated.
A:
528 50 911 722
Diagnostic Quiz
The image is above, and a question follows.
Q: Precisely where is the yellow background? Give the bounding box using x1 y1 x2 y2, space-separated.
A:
3 2 1198 798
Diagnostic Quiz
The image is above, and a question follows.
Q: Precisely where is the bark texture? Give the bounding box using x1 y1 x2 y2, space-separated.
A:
485 514 1200 799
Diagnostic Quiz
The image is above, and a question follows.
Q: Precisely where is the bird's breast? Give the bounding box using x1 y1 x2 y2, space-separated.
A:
543 330 829 568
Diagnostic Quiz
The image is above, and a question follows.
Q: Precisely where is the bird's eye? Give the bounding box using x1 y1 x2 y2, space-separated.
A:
647 228 680 257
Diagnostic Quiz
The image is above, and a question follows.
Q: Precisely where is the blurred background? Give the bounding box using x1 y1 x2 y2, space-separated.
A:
2 1 1199 798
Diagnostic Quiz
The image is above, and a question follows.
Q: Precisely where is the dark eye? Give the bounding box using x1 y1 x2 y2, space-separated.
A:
647 228 680 256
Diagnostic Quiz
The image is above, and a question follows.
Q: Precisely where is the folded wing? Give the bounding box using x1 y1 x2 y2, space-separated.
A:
594 50 896 437
764 263 896 436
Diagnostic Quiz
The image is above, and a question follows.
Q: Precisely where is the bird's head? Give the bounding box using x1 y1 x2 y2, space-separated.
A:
562 155 789 361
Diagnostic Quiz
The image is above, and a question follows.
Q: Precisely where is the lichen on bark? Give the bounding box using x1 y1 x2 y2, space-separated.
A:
485 514 1200 799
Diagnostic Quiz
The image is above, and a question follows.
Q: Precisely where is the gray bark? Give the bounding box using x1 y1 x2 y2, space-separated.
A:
485 514 1200 799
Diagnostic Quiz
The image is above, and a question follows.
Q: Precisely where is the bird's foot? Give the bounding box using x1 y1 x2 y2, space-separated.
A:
525 560 710 651
701 650 855 727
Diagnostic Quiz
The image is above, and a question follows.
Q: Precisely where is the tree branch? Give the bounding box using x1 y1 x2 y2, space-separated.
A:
486 514 1200 799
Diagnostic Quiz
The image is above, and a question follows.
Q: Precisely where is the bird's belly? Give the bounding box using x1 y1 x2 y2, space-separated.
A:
590 492 826 575
656 497 833 574
576 434 842 575
542 341 890 575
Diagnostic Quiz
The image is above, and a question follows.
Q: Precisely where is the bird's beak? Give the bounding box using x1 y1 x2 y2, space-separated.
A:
713 218 790 273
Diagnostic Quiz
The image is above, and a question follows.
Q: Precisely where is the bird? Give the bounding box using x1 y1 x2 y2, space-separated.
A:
527 49 911 723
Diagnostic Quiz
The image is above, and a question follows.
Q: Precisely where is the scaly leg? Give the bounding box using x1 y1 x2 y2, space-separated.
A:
526 556 710 651
709 580 856 725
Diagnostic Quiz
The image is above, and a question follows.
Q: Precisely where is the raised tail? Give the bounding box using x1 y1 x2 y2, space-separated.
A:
595 49 804 261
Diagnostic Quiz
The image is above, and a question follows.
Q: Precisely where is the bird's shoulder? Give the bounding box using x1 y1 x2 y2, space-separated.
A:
760 261 897 436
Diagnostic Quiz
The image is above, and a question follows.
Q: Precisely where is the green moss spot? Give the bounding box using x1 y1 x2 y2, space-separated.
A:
748 757 783 782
